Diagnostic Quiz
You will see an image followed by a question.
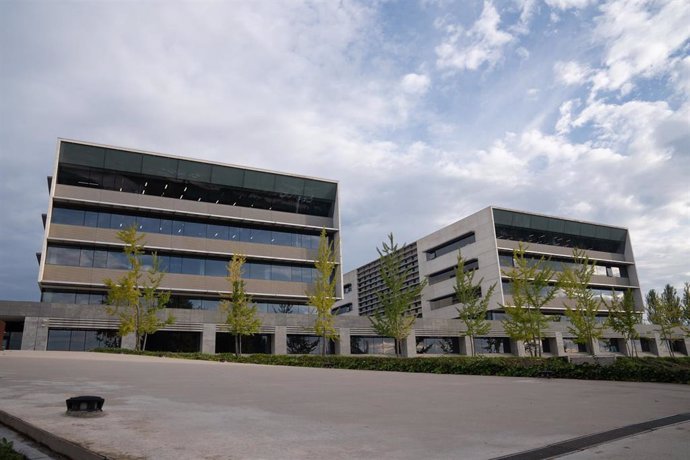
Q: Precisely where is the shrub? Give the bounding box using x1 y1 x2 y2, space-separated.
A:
93 349 690 384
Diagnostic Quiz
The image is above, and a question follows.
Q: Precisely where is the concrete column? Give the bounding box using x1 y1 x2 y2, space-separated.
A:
273 326 287 355
402 331 416 358
651 332 670 357
553 332 566 357
336 327 350 356
201 324 216 354
512 340 527 357
20 317 48 351
121 333 137 350
683 338 690 357
461 336 472 356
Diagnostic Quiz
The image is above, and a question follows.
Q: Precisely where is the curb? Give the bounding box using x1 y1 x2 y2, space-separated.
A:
0 410 108 460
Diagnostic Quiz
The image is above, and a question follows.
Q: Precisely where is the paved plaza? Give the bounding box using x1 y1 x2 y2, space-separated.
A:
0 351 689 459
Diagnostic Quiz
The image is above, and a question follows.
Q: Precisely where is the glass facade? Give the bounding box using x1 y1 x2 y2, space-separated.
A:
40 289 317 314
502 281 625 301
493 209 627 254
499 252 628 278
416 337 459 354
215 333 271 354
598 338 621 353
425 233 476 260
286 335 335 354
57 142 337 217
332 303 352 315
51 206 323 250
350 336 396 355
563 338 588 353
144 331 200 353
429 293 459 310
46 328 120 351
427 259 478 285
473 337 511 354
45 244 318 283
2 321 24 350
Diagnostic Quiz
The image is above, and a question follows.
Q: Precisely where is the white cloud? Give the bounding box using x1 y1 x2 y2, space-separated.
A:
590 0 690 96
516 46 530 60
545 0 595 10
0 0 688 301
400 73 431 94
435 1 513 72
553 60 591 85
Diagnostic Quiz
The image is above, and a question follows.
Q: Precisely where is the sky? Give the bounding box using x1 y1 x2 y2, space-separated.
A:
0 0 688 301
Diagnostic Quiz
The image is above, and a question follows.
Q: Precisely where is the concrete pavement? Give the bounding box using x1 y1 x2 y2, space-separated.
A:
1 351 689 459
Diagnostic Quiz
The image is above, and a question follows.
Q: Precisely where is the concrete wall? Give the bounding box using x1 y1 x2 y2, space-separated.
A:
417 207 502 318
3 301 686 358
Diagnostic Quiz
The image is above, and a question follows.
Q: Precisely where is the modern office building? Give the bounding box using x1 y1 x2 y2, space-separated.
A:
335 206 644 320
5 139 341 352
331 206 680 356
1 143 687 357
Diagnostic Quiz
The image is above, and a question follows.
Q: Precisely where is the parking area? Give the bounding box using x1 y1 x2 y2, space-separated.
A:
1 351 689 459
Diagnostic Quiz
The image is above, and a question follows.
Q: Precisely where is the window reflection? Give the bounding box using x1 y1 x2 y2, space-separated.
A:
47 328 120 351
58 142 336 217
416 337 459 354
51 205 325 251
45 244 317 283
473 337 511 354
350 336 396 355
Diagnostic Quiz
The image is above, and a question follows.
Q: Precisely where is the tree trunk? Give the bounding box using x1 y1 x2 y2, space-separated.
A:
235 334 241 358
321 335 326 357
667 338 675 358
142 333 148 351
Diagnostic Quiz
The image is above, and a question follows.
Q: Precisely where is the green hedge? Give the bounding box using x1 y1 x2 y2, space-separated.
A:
94 349 690 384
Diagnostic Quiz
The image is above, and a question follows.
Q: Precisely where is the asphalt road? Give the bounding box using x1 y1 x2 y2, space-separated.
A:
1 351 689 459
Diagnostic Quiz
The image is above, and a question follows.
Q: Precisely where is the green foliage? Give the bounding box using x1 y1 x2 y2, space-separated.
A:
500 244 558 356
453 251 495 356
369 233 427 357
308 228 338 356
0 438 25 460
605 290 641 356
104 226 173 351
95 348 690 384
559 249 605 355
647 285 684 357
682 282 690 335
220 254 261 357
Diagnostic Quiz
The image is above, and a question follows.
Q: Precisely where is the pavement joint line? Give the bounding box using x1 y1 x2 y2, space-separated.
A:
491 412 690 460
0 409 108 460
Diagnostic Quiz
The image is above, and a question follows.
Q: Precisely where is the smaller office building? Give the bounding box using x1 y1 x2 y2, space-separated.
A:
332 206 688 356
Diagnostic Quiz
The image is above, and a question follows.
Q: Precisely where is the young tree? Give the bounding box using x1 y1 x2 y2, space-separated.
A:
558 249 605 356
104 226 173 351
500 244 558 357
369 233 427 357
220 254 261 357
307 229 339 356
682 282 690 336
605 290 641 357
647 285 683 357
453 251 495 356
